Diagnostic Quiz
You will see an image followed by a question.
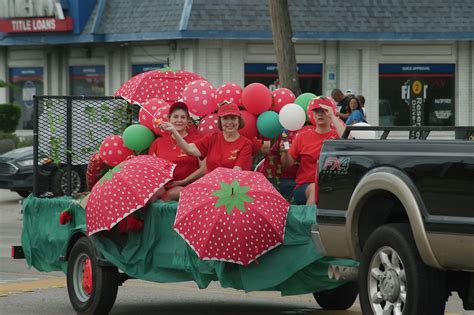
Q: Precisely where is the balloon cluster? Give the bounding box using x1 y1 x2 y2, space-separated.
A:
99 73 323 167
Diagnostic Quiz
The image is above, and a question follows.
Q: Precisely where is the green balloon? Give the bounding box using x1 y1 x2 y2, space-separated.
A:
295 93 317 118
122 124 155 151
257 111 282 139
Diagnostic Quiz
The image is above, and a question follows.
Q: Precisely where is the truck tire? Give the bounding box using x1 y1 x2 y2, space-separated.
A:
67 237 119 315
313 281 358 310
359 223 446 315
51 168 84 196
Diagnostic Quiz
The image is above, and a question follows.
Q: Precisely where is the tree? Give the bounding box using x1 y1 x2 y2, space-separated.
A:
268 0 301 96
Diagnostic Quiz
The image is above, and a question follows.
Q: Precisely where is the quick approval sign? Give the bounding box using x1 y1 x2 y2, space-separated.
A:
0 16 73 32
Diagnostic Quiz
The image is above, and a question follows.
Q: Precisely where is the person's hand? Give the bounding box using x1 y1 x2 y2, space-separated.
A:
169 180 185 187
159 121 175 132
319 104 335 118
280 140 289 152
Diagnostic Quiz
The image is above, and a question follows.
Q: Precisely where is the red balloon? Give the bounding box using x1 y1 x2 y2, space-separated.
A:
182 80 218 117
86 152 108 190
99 135 134 167
139 98 168 132
215 83 243 106
271 88 296 112
239 110 258 139
242 83 272 115
198 114 219 136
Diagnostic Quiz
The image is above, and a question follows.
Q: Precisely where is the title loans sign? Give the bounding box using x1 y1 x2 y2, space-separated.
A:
0 17 73 32
0 0 72 33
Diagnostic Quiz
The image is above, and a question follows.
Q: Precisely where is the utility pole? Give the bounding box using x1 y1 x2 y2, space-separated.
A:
268 0 301 96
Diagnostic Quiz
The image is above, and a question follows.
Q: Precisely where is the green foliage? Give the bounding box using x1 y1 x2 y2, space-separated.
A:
0 104 21 133
0 131 18 141
17 136 33 148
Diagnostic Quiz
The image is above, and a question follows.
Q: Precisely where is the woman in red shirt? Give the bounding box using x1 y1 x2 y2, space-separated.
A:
160 102 253 172
281 98 346 205
148 102 205 200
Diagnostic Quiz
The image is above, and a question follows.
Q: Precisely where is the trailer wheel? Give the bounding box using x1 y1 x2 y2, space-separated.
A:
359 223 446 315
51 168 85 196
67 237 119 315
313 281 358 310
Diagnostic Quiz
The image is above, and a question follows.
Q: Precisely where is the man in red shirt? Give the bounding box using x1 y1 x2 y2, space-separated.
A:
160 102 253 173
281 97 347 205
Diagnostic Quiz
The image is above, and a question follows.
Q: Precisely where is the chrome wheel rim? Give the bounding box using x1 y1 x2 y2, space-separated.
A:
368 246 406 315
61 170 81 194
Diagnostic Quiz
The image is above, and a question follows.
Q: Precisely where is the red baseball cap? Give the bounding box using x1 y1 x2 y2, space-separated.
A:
308 97 337 115
217 102 241 117
169 101 189 115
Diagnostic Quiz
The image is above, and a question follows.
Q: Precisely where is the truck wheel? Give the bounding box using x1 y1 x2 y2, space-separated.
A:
67 237 119 315
313 281 358 310
51 168 84 196
359 223 446 315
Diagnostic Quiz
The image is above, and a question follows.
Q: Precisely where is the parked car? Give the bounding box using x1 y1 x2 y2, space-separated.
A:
0 146 87 197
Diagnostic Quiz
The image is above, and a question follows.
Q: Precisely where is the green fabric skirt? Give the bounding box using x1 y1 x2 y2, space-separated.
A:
21 195 358 295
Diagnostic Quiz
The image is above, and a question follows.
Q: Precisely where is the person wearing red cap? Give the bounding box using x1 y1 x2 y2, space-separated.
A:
160 102 253 173
148 102 205 201
280 97 347 205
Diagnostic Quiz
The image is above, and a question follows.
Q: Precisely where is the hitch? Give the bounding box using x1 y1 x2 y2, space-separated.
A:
11 245 25 259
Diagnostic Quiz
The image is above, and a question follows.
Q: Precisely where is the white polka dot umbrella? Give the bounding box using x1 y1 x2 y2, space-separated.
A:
114 68 206 105
174 167 289 266
86 155 176 235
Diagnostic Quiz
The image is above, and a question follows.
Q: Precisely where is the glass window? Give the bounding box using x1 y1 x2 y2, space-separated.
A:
244 63 322 94
8 67 44 130
379 64 455 127
69 66 105 96
132 64 165 76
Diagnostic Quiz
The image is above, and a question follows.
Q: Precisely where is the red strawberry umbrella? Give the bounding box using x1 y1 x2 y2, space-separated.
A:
174 167 289 266
114 67 206 105
86 155 175 235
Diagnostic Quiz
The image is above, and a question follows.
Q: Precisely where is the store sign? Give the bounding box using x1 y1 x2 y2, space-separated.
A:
379 64 455 129
0 0 73 32
402 79 428 138
132 64 165 76
1 0 61 18
245 63 322 94
0 16 73 32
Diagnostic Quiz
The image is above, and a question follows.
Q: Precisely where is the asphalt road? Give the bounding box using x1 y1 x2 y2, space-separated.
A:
0 189 471 315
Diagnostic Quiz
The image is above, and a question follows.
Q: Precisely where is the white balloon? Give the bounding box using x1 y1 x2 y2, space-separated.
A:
350 122 377 139
278 103 306 131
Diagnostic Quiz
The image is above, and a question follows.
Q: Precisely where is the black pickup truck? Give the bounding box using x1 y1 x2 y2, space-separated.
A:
313 126 474 315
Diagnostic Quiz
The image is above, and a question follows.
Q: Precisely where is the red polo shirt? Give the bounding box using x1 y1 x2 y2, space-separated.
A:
148 133 200 181
289 128 339 187
194 132 253 172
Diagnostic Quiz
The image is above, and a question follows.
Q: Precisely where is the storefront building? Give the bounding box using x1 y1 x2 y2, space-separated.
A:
1 0 473 132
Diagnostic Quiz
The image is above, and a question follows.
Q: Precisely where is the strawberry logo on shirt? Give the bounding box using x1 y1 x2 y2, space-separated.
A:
228 149 240 160
177 149 188 157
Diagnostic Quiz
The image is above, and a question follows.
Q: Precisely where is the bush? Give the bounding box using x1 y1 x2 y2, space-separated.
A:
17 136 33 148
0 104 21 133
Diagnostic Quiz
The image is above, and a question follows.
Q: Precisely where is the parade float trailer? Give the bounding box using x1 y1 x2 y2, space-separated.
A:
12 95 358 315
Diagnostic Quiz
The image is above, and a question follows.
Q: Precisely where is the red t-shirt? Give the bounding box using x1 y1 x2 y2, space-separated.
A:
148 133 200 181
194 132 253 172
289 128 339 187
